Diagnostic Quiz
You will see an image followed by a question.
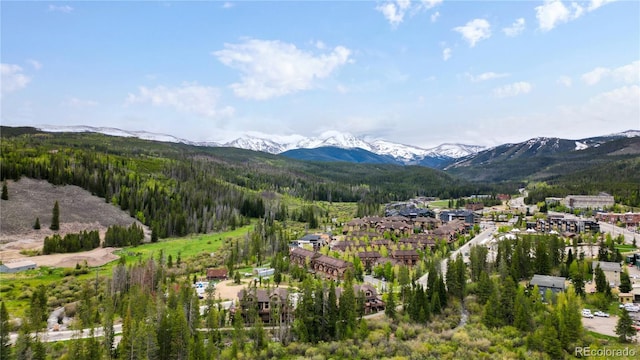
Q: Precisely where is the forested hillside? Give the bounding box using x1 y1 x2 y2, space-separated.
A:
0 127 512 239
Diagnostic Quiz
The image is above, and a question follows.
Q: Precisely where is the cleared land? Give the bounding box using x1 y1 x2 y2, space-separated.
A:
0 177 148 265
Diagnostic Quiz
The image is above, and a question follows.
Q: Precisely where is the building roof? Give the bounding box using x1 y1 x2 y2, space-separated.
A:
315 254 352 269
1 260 37 269
391 249 419 257
238 288 288 303
206 268 228 278
290 247 316 258
530 274 566 290
358 251 381 258
592 261 621 272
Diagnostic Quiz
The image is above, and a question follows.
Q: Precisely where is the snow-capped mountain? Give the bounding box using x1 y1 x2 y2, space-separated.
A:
219 132 484 164
34 125 485 166
35 125 216 146
224 136 287 154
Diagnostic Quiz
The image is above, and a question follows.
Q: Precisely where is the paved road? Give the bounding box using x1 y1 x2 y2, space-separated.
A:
9 324 124 345
417 223 498 287
598 222 638 245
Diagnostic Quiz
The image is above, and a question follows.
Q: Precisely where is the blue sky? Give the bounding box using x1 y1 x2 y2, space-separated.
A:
1 0 639 148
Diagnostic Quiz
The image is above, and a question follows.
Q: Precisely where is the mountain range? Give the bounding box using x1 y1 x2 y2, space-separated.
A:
35 125 639 170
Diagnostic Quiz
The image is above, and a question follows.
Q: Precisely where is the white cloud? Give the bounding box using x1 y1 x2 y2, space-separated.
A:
63 97 98 108
48 4 74 13
612 60 640 84
375 0 411 27
581 60 640 85
27 59 42 70
430 11 440 22
442 48 452 61
560 85 640 123
582 67 610 85
126 82 234 117
535 0 611 31
420 0 443 10
376 0 442 27
557 75 573 87
588 0 617 11
535 0 572 31
222 2 234 9
503 18 525 37
213 39 352 100
493 81 532 98
466 72 510 82
1 64 31 95
453 19 491 47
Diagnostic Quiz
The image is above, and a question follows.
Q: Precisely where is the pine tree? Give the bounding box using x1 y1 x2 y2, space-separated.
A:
0 302 11 360
33 217 40 230
1 181 8 200
50 200 60 231
385 289 396 320
620 269 632 293
594 264 611 297
616 308 636 342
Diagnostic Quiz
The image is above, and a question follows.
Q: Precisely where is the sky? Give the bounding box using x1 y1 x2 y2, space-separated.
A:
1 0 639 148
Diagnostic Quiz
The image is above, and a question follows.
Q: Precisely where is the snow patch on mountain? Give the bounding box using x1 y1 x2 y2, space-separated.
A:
575 141 588 151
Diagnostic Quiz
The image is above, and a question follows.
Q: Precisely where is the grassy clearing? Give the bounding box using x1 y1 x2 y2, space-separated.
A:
0 224 254 316
428 199 450 209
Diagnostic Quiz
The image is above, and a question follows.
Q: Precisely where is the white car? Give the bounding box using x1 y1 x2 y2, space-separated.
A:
582 309 594 318
624 304 640 312
594 311 609 317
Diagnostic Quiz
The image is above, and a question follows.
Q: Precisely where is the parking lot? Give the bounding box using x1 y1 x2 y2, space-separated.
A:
582 263 640 339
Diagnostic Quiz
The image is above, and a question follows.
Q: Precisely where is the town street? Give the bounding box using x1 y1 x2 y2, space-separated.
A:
417 222 498 287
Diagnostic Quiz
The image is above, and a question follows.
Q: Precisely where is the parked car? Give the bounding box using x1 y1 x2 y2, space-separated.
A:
594 311 610 317
623 304 640 312
582 309 594 318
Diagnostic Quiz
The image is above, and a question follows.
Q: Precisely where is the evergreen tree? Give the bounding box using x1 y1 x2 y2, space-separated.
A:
50 200 60 231
0 302 11 360
594 264 611 297
513 287 531 332
616 308 636 342
482 286 502 328
1 181 7 200
477 271 494 305
555 287 583 351
499 276 516 326
33 217 40 230
620 269 632 293
542 314 563 359
338 276 357 339
385 288 396 320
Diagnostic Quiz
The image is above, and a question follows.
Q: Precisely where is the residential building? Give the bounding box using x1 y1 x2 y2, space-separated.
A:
289 247 353 280
236 287 290 323
206 268 228 281
439 210 479 224
592 261 621 287
336 283 385 315
391 249 420 266
529 274 566 296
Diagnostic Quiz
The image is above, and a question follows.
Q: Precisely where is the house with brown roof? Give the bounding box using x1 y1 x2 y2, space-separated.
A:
335 283 385 315
357 251 382 269
391 249 420 266
237 287 290 323
206 268 228 281
289 247 353 280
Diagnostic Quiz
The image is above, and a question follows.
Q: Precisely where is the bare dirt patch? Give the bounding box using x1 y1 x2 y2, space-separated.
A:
0 177 148 266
